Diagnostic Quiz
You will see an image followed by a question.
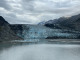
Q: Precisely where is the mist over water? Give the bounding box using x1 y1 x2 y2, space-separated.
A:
0 44 80 60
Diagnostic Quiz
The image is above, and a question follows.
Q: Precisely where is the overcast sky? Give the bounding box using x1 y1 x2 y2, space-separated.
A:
0 0 80 24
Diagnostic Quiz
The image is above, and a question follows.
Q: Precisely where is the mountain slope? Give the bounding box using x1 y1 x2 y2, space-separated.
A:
44 14 80 31
0 16 23 41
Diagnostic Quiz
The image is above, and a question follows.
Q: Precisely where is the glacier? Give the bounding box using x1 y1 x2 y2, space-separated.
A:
11 24 80 41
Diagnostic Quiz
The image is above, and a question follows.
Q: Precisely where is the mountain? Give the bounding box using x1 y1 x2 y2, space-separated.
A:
0 16 23 42
44 14 80 31
10 24 29 39
0 15 80 41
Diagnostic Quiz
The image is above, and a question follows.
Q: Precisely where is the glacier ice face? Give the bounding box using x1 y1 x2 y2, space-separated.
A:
15 25 80 40
23 25 48 39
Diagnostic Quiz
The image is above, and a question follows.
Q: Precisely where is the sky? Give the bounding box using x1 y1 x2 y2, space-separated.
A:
0 0 80 24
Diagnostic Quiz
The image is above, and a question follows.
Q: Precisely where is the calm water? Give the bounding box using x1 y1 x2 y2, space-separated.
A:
0 39 80 60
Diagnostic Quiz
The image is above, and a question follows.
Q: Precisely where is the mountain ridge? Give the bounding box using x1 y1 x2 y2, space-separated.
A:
43 14 80 31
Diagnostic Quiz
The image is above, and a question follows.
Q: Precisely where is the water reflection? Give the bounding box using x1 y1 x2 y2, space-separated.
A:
0 44 80 60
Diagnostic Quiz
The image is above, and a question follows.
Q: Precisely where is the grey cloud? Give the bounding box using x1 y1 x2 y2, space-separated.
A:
4 14 31 24
0 0 80 24
20 0 74 14
21 0 34 12
22 0 34 2
0 0 11 10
